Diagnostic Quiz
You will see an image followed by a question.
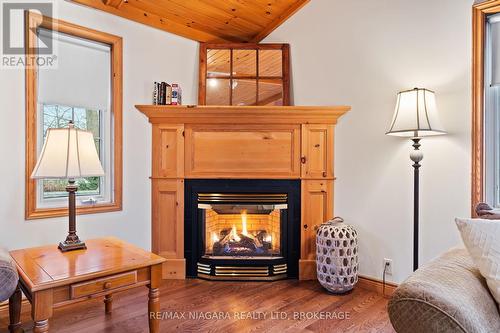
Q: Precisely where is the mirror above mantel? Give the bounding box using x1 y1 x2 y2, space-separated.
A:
199 43 290 106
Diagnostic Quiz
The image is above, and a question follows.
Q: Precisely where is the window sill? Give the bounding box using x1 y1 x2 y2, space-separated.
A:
25 202 122 220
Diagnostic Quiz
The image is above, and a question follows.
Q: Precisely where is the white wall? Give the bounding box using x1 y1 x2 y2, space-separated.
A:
0 1 198 251
264 0 473 283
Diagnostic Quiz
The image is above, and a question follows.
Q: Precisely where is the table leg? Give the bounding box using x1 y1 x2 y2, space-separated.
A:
104 294 113 314
148 264 162 333
33 319 49 333
8 284 22 333
32 289 53 333
148 287 159 333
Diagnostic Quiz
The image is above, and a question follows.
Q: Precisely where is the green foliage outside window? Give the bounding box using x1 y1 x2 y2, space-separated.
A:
41 104 102 198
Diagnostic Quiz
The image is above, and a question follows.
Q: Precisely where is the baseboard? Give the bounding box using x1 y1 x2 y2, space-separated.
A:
298 259 316 280
298 261 398 297
357 275 398 297
162 259 186 279
158 258 398 298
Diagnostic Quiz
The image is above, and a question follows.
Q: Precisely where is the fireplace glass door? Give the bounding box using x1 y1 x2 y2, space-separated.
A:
198 193 287 259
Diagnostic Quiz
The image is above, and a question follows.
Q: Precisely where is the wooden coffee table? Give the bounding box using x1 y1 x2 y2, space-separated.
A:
7 237 166 333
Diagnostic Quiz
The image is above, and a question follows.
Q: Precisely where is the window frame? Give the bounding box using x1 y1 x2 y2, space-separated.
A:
483 15 500 208
198 43 290 106
25 11 122 219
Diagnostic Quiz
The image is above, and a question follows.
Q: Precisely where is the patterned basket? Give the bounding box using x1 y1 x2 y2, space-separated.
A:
316 217 359 293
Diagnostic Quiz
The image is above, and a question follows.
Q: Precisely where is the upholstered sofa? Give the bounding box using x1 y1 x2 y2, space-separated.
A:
388 248 500 333
0 247 18 302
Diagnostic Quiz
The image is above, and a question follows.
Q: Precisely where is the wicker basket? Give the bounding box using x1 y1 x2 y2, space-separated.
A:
316 217 359 293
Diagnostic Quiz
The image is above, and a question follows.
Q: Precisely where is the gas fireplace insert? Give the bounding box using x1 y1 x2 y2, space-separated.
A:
185 179 300 281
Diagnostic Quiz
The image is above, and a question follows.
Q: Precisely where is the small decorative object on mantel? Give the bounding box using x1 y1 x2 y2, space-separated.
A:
316 217 359 293
152 82 182 105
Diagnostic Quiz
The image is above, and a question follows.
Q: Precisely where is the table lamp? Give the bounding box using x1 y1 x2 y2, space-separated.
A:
31 121 104 252
386 88 446 271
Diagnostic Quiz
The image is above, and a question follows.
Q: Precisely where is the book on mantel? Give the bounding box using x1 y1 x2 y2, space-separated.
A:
152 81 181 106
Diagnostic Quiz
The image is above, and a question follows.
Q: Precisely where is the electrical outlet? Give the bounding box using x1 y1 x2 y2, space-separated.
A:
384 258 393 275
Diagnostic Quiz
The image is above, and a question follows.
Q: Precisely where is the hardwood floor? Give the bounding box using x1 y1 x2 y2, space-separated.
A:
0 280 394 333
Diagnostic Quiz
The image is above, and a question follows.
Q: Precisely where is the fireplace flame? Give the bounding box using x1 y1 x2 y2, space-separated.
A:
211 232 219 244
230 225 241 242
241 209 248 236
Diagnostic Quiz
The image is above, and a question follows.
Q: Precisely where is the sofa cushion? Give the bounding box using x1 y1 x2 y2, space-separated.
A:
456 218 500 309
388 248 500 333
0 247 18 302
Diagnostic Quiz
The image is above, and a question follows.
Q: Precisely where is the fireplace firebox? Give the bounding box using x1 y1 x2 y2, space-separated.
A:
185 180 300 280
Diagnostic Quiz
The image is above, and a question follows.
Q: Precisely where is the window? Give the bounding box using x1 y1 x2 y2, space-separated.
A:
481 14 500 208
25 11 122 219
199 43 290 106
38 104 111 207
484 13 500 208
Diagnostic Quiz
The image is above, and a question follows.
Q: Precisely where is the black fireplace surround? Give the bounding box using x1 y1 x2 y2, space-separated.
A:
185 179 300 280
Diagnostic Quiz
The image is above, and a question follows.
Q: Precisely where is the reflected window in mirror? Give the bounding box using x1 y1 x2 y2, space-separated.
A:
199 44 290 106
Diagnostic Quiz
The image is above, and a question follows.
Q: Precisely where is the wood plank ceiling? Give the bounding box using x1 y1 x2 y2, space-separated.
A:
71 0 310 43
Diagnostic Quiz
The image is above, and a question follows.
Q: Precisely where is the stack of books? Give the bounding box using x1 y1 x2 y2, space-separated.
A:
153 82 182 105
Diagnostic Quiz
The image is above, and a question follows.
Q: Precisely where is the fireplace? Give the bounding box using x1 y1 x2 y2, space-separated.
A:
139 105 347 280
185 179 300 280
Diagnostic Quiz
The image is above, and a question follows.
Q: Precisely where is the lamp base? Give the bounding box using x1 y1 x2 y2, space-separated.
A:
59 179 87 252
58 240 87 252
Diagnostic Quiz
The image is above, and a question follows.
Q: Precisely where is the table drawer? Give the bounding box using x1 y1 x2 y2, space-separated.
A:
71 271 137 299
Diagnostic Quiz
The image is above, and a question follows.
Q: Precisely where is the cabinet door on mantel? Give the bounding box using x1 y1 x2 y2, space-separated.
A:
152 179 185 279
184 124 301 179
300 179 333 280
301 124 334 179
152 124 184 178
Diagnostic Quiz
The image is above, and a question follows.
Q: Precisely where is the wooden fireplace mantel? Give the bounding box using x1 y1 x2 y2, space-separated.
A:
137 105 350 280
136 105 350 124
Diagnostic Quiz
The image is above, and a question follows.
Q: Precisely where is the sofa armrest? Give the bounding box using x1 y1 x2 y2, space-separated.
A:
388 248 500 333
0 247 18 302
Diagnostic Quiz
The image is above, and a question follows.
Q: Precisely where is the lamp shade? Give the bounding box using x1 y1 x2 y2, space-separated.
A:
386 88 446 138
31 124 104 179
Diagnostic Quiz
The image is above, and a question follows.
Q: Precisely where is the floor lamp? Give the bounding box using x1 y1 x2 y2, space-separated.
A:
386 88 446 271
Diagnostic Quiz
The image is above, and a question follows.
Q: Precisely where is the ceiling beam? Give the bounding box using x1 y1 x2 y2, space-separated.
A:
250 0 310 43
71 0 231 42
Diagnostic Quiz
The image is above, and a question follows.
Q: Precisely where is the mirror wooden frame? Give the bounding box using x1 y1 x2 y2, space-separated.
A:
198 43 290 106
25 11 123 219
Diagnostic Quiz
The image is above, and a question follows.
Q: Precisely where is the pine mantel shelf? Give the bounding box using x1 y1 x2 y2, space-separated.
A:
135 105 351 124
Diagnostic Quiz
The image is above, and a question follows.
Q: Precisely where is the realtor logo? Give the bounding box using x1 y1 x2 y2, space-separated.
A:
1 0 55 68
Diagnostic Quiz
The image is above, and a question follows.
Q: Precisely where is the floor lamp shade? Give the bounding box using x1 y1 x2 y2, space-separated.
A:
386 88 446 138
31 125 104 179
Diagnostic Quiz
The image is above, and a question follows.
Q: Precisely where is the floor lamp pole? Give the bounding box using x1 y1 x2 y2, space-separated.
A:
410 138 422 271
